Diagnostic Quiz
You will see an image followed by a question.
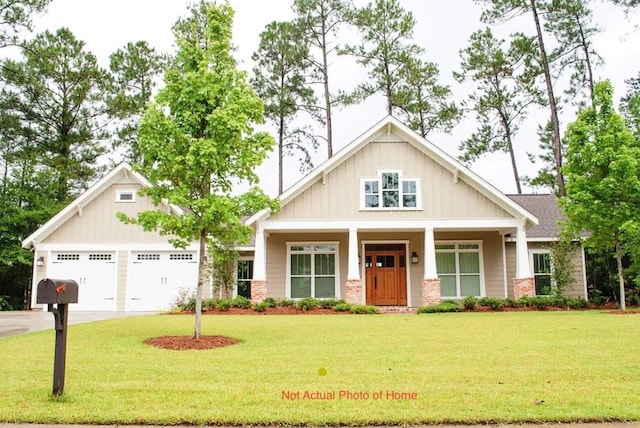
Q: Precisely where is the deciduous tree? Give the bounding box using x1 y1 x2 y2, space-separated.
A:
561 81 640 311
119 1 277 338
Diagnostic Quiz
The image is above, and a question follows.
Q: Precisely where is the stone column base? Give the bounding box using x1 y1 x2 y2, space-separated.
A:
250 280 268 304
514 277 535 299
345 279 363 305
422 278 441 306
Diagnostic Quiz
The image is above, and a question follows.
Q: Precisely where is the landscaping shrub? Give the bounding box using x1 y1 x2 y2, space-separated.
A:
297 297 320 311
504 297 519 308
418 300 463 313
275 298 296 308
172 287 196 311
253 302 268 312
214 298 232 312
566 297 590 309
201 298 217 311
461 295 478 310
332 302 352 312
262 297 277 308
231 295 252 309
516 296 535 308
319 298 345 309
478 297 504 310
349 304 381 314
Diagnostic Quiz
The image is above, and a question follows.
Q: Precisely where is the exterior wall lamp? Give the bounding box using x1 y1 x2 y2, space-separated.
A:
411 251 419 264
36 256 45 267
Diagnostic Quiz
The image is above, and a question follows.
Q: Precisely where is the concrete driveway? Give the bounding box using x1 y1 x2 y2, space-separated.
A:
0 310 156 338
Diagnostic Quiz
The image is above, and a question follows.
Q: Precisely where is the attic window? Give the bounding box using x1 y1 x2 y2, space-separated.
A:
116 190 135 202
360 170 421 210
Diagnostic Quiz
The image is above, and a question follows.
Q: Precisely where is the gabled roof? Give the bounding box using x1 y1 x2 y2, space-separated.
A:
22 163 184 248
508 194 563 239
247 115 538 226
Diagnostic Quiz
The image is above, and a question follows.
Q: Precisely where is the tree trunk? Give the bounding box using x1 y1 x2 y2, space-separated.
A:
530 0 566 196
194 229 206 339
574 10 596 110
278 115 284 195
321 20 333 158
615 240 626 312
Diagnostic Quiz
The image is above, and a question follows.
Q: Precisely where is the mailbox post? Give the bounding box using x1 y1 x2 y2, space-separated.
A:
36 278 78 396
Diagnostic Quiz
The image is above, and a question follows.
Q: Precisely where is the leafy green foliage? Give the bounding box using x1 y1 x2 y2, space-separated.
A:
253 301 269 312
331 302 352 312
418 300 463 313
0 0 50 48
461 295 479 310
349 304 380 314
231 295 252 309
296 297 320 311
478 297 505 310
561 81 640 311
119 1 277 337
318 298 345 309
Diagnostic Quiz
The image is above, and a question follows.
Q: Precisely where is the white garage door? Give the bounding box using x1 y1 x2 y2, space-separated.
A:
126 251 198 311
46 252 117 311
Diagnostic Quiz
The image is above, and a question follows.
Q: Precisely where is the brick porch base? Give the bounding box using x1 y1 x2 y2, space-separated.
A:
345 279 363 304
250 280 268 304
514 277 535 299
421 278 441 306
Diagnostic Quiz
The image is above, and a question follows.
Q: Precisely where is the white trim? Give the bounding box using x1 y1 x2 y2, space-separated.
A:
234 256 254 299
22 163 184 248
528 249 552 296
580 243 588 299
116 189 136 203
501 234 508 298
245 115 538 228
32 242 200 252
361 240 412 307
435 240 486 298
258 218 527 232
285 242 340 299
359 170 423 211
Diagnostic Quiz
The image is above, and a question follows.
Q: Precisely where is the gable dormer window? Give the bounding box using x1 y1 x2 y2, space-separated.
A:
360 170 421 210
116 190 135 202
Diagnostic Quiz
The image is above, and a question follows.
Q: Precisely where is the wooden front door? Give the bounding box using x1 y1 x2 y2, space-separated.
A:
365 245 407 306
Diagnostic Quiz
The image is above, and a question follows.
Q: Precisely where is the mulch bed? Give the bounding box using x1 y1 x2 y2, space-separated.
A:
144 335 241 351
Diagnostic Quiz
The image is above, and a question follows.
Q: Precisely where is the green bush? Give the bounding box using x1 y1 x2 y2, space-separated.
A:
349 304 381 314
504 297 519 308
231 295 251 309
262 297 277 308
0 296 13 311
214 298 232 312
275 298 296 308
172 287 196 311
297 297 320 311
253 302 269 312
628 294 640 307
461 296 478 310
332 302 352 312
478 297 504 311
566 297 590 309
418 300 463 314
517 296 535 308
201 298 217 311
318 298 345 309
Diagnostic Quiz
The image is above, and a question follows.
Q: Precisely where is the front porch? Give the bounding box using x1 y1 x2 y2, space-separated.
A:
249 220 536 306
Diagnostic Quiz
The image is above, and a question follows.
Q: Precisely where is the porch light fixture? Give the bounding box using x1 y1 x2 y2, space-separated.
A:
411 252 419 264
36 256 45 267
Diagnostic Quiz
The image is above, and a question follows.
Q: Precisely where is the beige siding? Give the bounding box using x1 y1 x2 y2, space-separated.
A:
272 141 512 221
505 241 586 298
44 181 170 244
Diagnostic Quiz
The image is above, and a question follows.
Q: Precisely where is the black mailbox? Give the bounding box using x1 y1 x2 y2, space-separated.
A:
37 278 79 305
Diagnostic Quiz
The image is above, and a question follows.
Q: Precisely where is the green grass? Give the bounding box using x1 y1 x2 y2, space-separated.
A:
1 311 640 425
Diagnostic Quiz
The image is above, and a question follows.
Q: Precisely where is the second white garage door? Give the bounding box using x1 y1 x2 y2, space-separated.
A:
126 251 198 311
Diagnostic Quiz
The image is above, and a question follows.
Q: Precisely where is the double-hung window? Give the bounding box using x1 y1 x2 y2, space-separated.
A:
530 251 552 295
361 170 421 210
435 243 483 298
288 244 338 298
236 259 253 299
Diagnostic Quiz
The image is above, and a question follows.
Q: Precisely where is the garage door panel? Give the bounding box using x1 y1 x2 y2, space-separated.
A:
126 251 198 311
47 252 117 311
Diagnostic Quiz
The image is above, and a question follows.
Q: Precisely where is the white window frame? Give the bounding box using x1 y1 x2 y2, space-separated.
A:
116 189 136 203
529 249 553 296
234 257 254 298
286 242 340 299
435 241 485 298
359 169 422 210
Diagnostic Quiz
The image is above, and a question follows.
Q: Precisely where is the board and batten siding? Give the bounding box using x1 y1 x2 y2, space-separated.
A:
116 250 129 311
44 180 170 244
271 140 513 222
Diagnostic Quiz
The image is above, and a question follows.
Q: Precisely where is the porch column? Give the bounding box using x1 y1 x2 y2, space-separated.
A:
251 225 268 303
422 227 441 306
514 223 534 298
345 227 363 304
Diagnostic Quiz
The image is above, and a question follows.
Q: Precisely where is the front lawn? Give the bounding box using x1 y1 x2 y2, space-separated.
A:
1 311 639 425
